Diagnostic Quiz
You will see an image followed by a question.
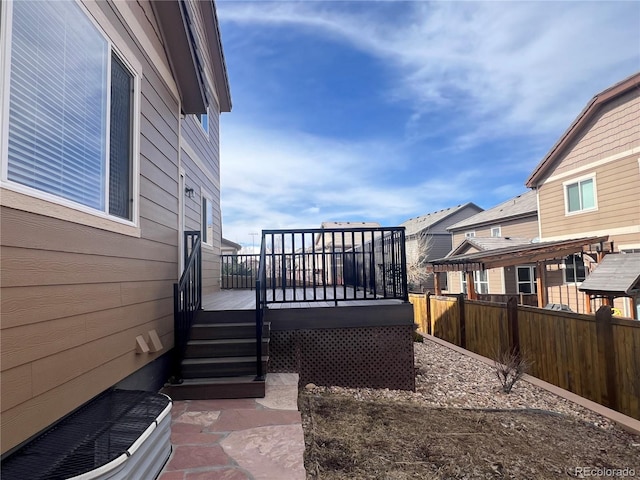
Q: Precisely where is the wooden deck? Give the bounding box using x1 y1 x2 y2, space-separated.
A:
202 287 404 311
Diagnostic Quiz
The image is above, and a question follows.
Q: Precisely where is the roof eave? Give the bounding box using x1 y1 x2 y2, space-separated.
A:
151 0 207 114
447 210 538 232
200 0 232 112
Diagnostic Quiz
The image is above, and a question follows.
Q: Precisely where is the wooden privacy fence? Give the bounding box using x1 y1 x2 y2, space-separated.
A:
408 293 640 421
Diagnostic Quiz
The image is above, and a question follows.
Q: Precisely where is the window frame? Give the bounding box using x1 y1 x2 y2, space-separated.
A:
461 270 489 295
465 231 476 238
516 265 537 295
563 173 598 216
491 226 501 238
563 254 586 284
201 190 214 248
0 0 141 232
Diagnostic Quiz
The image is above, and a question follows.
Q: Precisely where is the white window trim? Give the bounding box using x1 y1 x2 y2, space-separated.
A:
619 244 640 253
491 226 501 237
516 265 537 295
563 173 598 216
195 108 209 137
0 0 142 235
460 270 489 294
201 189 214 249
465 231 476 238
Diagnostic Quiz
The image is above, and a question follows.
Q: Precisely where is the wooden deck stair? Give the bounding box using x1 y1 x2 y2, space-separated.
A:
163 310 269 400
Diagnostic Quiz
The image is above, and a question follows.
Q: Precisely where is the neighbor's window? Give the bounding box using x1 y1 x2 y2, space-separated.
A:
516 266 537 294
202 196 214 245
465 231 476 238
491 226 501 237
564 176 596 214
461 270 489 294
5 0 135 221
564 254 586 283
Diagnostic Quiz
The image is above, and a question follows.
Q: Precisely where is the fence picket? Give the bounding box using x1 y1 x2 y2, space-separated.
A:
411 294 639 420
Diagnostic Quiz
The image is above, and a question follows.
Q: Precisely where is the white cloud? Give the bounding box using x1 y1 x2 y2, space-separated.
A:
219 122 482 243
219 1 639 142
216 0 640 243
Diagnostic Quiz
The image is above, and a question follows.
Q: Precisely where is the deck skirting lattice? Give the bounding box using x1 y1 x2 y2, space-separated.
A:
269 325 415 391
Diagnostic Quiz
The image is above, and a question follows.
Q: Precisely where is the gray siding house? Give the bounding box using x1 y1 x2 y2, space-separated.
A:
401 203 483 291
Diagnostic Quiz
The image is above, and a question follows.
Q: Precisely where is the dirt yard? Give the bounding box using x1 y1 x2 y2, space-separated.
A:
300 340 640 479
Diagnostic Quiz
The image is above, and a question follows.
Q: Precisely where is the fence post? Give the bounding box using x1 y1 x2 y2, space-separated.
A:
507 296 520 355
595 305 618 411
457 293 466 349
425 292 432 336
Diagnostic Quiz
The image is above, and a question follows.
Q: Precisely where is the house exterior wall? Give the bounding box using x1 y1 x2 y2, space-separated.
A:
532 84 640 314
446 215 539 296
537 154 640 245
0 0 225 454
404 204 482 292
445 268 504 295
451 215 539 250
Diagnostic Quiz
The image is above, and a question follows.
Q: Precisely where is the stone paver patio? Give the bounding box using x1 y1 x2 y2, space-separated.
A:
158 374 306 480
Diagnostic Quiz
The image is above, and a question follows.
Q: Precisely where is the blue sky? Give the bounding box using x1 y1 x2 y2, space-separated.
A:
216 1 640 249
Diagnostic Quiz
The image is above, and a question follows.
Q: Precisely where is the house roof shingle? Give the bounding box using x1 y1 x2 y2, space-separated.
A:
401 203 482 237
579 253 640 295
447 191 537 231
454 236 533 254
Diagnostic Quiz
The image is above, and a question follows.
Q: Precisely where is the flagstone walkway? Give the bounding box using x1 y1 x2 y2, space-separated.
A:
158 374 306 480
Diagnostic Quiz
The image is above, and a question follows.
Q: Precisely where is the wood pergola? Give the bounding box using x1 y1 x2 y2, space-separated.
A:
427 235 611 308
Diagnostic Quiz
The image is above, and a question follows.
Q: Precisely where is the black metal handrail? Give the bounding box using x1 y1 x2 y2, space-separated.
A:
171 231 202 383
221 254 260 289
259 227 408 305
254 235 267 381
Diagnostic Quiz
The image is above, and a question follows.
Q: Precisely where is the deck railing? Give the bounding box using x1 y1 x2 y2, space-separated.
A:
171 231 202 383
221 254 260 289
257 227 408 305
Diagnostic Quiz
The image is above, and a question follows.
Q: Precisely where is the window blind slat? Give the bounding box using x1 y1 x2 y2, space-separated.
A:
8 0 108 211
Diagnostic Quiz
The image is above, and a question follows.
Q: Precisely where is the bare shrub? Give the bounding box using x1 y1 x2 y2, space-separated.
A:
406 229 433 292
492 348 530 394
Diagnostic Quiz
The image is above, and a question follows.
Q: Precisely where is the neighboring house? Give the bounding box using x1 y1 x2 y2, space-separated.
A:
401 203 483 292
221 237 242 256
314 221 382 285
445 191 539 297
526 72 640 316
0 0 231 455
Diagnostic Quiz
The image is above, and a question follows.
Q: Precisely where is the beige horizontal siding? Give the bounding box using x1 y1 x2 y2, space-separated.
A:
539 154 640 241
550 89 640 177
487 268 504 294
1 330 172 454
451 216 538 246
0 0 224 454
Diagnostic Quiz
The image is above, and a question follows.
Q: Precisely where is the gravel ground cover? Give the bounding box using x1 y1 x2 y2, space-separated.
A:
300 338 640 479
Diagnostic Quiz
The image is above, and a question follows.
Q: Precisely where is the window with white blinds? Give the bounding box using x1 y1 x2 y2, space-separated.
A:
5 0 135 221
